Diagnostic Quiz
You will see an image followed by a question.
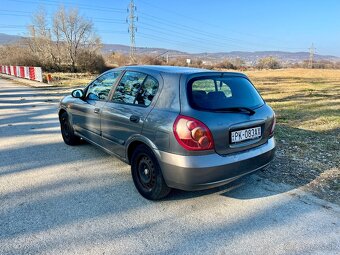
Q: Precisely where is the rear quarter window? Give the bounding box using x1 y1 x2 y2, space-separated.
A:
188 76 264 110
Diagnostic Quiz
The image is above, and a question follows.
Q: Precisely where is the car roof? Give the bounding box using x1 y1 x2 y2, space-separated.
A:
122 65 210 74
115 65 245 76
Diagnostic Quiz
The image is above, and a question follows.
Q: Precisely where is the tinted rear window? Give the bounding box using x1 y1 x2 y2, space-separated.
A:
187 76 264 110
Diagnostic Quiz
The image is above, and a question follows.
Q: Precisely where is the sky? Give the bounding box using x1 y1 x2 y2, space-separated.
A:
0 0 339 56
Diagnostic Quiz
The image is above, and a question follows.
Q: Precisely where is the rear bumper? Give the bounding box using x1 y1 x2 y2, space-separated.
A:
156 137 276 191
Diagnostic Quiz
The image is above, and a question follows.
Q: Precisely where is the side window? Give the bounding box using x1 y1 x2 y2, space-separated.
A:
112 71 159 107
135 76 159 106
86 71 121 101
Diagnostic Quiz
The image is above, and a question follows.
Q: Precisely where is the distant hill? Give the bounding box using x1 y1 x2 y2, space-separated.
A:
103 44 340 64
1 32 339 64
102 44 186 56
0 33 24 44
197 51 340 63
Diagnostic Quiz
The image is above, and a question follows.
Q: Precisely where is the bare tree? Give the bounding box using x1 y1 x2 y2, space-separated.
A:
53 7 101 72
256 56 281 69
25 6 102 72
26 9 53 67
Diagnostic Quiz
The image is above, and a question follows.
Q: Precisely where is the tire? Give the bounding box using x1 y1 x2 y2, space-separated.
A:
60 112 81 146
131 144 171 200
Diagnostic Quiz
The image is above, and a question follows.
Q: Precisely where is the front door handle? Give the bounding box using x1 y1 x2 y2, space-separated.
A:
129 115 140 123
94 108 100 114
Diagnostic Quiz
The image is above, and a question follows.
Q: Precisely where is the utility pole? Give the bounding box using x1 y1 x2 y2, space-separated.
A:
127 0 137 63
309 43 315 68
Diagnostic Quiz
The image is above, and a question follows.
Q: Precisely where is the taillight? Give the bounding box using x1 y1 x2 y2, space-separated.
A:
173 115 214 151
270 114 276 136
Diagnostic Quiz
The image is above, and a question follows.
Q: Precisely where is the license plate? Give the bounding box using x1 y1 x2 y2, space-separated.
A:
231 127 261 143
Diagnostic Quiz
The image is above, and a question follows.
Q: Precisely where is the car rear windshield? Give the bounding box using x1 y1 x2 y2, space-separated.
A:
187 76 264 111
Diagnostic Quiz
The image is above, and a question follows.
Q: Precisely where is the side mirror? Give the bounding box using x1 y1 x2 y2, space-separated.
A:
71 89 84 98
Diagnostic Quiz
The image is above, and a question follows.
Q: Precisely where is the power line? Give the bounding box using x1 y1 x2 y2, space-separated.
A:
138 12 246 44
0 10 126 27
0 9 32 14
1 0 126 13
138 12 305 51
138 23 249 50
138 0 298 47
143 50 169 64
39 0 125 12
137 32 218 52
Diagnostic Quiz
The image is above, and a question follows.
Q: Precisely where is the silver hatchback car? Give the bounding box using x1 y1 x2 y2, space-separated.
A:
59 65 276 200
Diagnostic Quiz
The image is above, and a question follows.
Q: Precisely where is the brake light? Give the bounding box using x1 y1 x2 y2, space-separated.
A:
173 115 214 151
270 114 276 136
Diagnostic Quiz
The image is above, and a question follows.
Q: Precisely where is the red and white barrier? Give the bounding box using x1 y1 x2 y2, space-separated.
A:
0 65 43 82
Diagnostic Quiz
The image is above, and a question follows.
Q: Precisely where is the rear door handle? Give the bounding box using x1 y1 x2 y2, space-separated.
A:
94 108 100 114
129 115 140 123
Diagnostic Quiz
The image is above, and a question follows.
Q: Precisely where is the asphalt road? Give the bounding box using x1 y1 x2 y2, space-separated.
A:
0 78 339 255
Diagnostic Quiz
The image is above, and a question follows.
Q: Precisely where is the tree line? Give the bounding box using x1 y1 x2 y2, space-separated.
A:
108 53 340 70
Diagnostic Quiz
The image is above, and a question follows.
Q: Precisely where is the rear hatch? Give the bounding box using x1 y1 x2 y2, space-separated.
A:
182 73 275 155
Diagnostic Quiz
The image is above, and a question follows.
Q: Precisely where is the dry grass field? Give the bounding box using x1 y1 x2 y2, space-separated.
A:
46 68 340 203
246 69 340 203
47 72 96 86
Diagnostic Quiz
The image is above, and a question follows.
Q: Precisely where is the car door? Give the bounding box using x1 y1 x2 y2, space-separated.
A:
71 70 122 143
101 71 160 157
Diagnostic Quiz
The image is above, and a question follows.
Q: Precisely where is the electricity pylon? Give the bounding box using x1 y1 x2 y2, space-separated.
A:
309 43 315 68
127 0 137 63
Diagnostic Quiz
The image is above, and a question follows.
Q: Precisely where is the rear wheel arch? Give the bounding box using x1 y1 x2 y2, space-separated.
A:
127 141 145 164
126 136 161 164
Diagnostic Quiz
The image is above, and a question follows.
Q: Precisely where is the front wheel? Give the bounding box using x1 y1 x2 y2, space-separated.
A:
60 112 81 146
131 144 171 200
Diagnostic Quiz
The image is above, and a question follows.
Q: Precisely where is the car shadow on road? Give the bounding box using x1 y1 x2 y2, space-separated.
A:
164 172 293 202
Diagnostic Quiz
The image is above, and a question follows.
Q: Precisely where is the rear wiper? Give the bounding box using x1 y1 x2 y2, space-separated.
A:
213 107 255 115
